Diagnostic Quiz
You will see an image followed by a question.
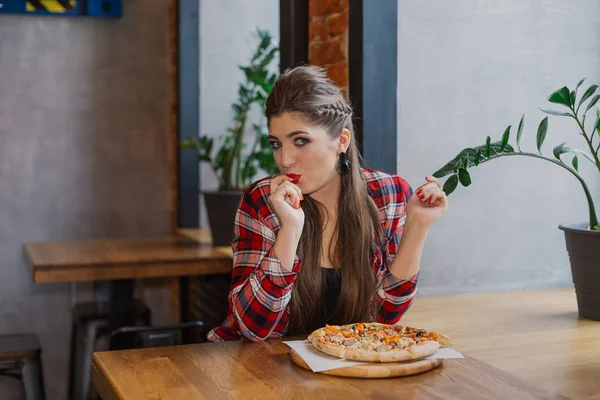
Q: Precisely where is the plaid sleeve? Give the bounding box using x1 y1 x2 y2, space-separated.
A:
371 173 419 324
208 187 301 342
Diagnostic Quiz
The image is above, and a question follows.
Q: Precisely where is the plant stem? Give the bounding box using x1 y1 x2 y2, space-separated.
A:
241 132 262 187
571 108 600 173
478 151 598 228
224 101 249 190
235 114 248 189
222 152 233 190
233 86 258 189
212 159 224 189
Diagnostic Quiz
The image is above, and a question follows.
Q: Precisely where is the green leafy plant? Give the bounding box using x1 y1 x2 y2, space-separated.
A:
433 79 600 231
180 28 279 191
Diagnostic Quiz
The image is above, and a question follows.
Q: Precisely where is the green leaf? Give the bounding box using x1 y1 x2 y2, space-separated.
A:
576 78 586 91
458 168 472 187
552 142 570 161
485 136 491 157
240 66 254 82
461 156 470 169
548 86 572 107
572 155 579 171
584 94 600 114
500 142 515 153
594 225 600 231
238 85 250 98
257 30 272 51
568 148 595 164
232 103 243 115
458 148 478 159
258 81 273 94
432 162 456 178
578 85 598 110
443 175 459 196
500 125 511 151
250 28 273 60
570 90 576 107
434 140 514 186
536 117 548 154
516 115 524 152
539 108 572 117
214 147 228 170
259 47 279 69
433 148 477 178
268 72 277 86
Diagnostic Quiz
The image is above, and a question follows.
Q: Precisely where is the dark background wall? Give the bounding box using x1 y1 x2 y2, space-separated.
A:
0 1 173 398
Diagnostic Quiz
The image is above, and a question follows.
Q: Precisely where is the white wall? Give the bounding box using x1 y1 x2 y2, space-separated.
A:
397 0 600 295
199 0 279 227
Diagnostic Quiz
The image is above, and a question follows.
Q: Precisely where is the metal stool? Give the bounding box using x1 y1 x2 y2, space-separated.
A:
0 334 45 400
68 300 151 400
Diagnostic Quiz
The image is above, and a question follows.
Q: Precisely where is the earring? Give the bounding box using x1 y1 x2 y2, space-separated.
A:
337 152 351 175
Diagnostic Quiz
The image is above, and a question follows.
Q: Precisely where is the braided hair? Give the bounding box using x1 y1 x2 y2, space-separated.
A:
265 66 354 135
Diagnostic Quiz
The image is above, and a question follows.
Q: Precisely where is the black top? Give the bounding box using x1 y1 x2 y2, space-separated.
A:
313 267 342 329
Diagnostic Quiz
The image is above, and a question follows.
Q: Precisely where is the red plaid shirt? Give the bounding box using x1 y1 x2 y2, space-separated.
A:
207 169 418 342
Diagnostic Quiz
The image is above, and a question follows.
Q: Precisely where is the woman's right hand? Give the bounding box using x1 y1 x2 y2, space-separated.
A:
269 175 305 234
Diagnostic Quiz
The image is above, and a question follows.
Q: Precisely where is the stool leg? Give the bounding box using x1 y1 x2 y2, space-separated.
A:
21 355 45 400
78 320 106 400
67 320 78 400
70 321 87 400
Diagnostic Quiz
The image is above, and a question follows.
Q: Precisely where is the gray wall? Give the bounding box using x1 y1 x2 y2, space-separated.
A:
0 1 172 398
199 0 279 227
397 0 600 295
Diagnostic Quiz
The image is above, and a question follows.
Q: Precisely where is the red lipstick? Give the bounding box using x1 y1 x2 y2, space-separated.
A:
287 173 301 184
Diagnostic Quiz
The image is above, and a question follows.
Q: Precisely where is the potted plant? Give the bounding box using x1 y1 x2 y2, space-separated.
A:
181 28 279 246
432 79 600 320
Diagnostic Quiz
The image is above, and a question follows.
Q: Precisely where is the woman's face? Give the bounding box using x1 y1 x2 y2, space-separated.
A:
268 112 345 195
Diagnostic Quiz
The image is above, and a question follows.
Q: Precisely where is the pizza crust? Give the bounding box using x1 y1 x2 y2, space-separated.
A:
311 337 347 359
342 339 438 362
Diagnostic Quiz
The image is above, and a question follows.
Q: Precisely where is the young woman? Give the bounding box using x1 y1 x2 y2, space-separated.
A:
208 65 448 342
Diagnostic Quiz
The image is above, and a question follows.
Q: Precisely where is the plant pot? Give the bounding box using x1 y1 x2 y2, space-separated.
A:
559 222 600 321
203 191 243 247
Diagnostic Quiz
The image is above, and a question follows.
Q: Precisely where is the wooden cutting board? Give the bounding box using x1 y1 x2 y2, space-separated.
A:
289 349 442 378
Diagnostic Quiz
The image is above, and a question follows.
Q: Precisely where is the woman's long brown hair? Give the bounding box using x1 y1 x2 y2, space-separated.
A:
265 66 382 335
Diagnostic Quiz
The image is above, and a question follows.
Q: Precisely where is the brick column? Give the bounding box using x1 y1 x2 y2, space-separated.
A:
308 0 349 93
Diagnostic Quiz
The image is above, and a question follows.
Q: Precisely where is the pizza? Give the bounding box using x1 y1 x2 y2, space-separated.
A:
307 322 452 363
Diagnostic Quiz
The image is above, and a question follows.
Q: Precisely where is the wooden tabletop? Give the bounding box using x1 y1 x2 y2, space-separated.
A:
24 229 232 283
401 288 600 400
91 288 599 400
92 339 565 400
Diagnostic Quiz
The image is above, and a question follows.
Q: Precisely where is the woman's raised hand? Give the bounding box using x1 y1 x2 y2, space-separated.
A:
269 175 305 234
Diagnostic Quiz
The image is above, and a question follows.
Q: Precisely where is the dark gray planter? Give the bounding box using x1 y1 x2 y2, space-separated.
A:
559 222 600 321
203 191 243 247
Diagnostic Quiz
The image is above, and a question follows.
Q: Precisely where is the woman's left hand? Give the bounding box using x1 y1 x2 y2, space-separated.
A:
405 176 448 228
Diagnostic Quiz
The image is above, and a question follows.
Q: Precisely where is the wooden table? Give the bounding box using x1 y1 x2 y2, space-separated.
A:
92 339 565 400
91 288 599 400
401 288 600 400
23 229 233 344
24 230 232 283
